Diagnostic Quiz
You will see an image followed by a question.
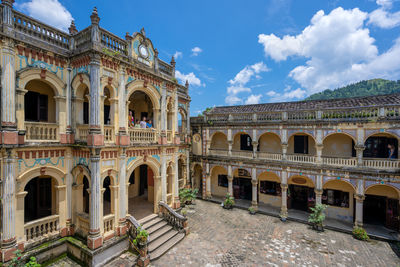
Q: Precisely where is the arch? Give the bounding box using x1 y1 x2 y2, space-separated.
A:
192 163 203 195
258 171 280 183
364 131 400 143
103 84 117 100
210 131 229 150
210 165 228 176
18 166 65 192
323 179 356 193
232 131 252 151
126 156 161 181
288 131 315 140
288 175 314 188
210 165 228 197
364 132 399 159
322 133 355 158
72 164 91 185
258 132 282 154
72 72 90 97
365 184 400 199
287 132 316 155
18 68 65 97
323 132 356 143
100 169 118 185
126 80 161 110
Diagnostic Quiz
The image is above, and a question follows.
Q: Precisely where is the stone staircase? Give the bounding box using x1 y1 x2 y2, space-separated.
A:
138 213 186 260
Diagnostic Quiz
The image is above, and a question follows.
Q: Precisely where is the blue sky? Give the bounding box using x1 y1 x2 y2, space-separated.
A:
15 0 400 115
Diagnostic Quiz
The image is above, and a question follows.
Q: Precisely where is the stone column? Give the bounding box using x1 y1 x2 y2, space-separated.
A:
117 149 127 235
228 165 233 196
117 69 129 146
186 150 190 186
1 149 17 261
355 145 365 167
161 151 167 202
1 39 18 145
62 66 74 144
160 84 167 144
280 170 288 221
316 144 323 164
88 149 103 250
206 163 211 199
154 176 161 213
281 144 288 160
251 168 258 209
15 191 27 244
354 195 365 227
315 174 323 205
173 154 180 208
88 54 103 146
252 141 258 158
174 91 180 144
2 0 15 35
65 149 73 235
15 88 27 138
186 102 191 142
55 185 67 236
228 141 233 157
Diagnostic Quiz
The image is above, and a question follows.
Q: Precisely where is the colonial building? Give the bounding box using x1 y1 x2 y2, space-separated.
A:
0 1 190 263
191 93 400 234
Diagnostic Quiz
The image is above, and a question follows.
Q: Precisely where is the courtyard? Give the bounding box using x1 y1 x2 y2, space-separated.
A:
151 200 399 267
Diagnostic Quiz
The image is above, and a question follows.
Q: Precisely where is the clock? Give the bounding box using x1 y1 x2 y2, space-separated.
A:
139 44 148 58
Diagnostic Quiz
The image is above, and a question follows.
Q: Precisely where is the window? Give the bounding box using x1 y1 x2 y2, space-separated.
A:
104 105 111 125
218 174 228 187
83 102 89 124
322 189 349 208
294 135 308 154
260 181 281 196
25 91 48 122
363 136 398 159
240 134 253 151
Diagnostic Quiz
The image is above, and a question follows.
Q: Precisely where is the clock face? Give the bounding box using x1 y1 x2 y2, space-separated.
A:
139 45 148 58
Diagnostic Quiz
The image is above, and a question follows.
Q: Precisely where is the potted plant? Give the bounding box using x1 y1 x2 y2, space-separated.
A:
133 227 149 248
222 193 235 209
248 206 256 215
308 204 328 232
179 188 199 206
352 227 369 241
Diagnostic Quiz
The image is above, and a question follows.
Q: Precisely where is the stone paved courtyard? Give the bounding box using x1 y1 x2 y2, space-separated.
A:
151 200 399 267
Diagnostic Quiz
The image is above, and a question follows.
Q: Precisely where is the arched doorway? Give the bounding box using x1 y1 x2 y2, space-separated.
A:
128 164 155 219
233 133 253 151
128 91 154 128
322 180 355 222
288 175 315 212
364 184 399 230
258 171 281 209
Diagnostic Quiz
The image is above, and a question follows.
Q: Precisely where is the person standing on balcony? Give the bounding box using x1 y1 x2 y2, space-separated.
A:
128 110 135 128
147 119 153 128
135 119 140 128
388 144 396 159
140 117 147 128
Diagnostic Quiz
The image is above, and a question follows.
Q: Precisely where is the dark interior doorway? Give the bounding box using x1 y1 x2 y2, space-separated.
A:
233 178 252 200
24 177 52 222
364 136 398 158
139 165 148 196
364 195 386 225
83 176 89 213
103 176 111 215
240 134 253 151
289 185 314 212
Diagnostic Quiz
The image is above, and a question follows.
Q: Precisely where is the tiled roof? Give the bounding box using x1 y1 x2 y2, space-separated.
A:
207 93 400 114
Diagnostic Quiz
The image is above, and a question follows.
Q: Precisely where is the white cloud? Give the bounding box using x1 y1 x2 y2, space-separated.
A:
245 94 262 104
368 0 400 29
173 51 183 59
258 7 400 94
191 47 203 56
266 88 307 102
225 62 269 105
175 70 204 87
16 0 73 32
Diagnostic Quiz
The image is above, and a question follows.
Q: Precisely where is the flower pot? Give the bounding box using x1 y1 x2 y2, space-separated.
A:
223 204 233 209
312 224 324 232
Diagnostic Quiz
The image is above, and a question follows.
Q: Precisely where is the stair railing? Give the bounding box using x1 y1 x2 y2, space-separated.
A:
158 201 189 234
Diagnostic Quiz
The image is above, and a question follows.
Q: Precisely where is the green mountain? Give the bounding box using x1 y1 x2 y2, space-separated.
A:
305 79 400 101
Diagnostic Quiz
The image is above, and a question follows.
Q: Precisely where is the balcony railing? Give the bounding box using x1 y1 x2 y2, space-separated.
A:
209 148 228 157
100 28 128 56
286 154 316 163
103 214 115 235
258 152 282 161
25 122 58 142
158 59 173 76
322 156 357 167
76 124 89 142
363 158 400 170
231 150 253 158
166 130 173 143
129 128 157 144
104 125 114 143
24 215 59 242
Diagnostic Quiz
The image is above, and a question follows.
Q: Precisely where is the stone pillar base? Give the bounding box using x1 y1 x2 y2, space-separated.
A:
87 234 103 250
172 198 180 209
18 132 25 145
60 133 75 144
1 239 17 262
2 130 18 145
280 208 288 221
159 136 167 145
87 134 104 146
116 221 128 236
251 201 258 210
137 247 150 267
116 134 129 146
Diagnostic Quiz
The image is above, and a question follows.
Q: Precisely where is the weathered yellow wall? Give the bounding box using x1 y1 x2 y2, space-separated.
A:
210 132 228 150
258 133 282 153
323 134 353 157
192 134 202 155
211 166 228 197
288 175 314 187
323 180 354 222
259 194 281 208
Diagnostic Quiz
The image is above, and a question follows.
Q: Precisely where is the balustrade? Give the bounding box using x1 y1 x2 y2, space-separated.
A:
104 125 114 143
363 158 400 170
103 214 115 234
129 128 157 144
166 130 173 143
231 150 253 158
100 28 127 55
322 156 357 167
286 154 316 163
158 59 173 76
321 108 379 120
158 201 187 232
257 152 282 161
24 215 59 242
231 113 253 122
25 122 58 141
209 148 228 157
76 124 89 142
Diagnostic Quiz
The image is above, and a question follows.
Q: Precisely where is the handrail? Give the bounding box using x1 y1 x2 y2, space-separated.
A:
126 214 150 243
158 201 187 233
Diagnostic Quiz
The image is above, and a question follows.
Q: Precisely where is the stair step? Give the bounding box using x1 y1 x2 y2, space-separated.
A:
147 220 168 235
138 214 158 225
148 229 178 253
142 217 163 230
149 224 173 243
149 232 185 261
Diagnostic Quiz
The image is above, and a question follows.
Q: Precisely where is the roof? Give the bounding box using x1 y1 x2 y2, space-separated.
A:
207 93 400 114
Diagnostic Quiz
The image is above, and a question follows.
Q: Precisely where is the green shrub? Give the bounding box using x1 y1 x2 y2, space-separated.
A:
308 204 328 230
223 193 235 208
179 188 198 204
352 227 369 241
132 226 149 247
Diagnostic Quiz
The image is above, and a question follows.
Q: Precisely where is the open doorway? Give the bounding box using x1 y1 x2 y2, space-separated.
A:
128 164 154 219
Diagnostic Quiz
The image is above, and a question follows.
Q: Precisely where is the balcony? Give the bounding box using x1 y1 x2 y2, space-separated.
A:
286 154 316 163
129 128 157 144
209 148 228 157
167 130 173 143
231 150 253 159
76 124 89 142
258 152 282 161
322 156 357 167
364 158 400 170
25 122 58 142
103 214 115 236
24 215 59 243
104 125 114 143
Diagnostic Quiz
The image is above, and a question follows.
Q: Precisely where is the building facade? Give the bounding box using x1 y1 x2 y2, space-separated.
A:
191 93 400 232
0 1 190 262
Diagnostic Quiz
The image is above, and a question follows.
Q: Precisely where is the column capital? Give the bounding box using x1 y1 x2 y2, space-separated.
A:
355 194 365 201
280 183 288 190
314 189 323 195
251 179 258 186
